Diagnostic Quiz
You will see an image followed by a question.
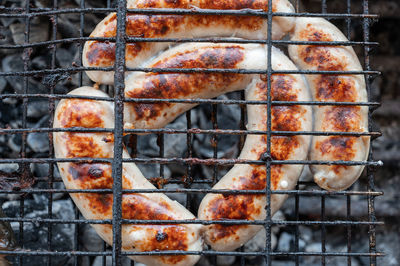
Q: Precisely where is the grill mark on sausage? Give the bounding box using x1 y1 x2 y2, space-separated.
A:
87 42 116 67
58 99 105 128
300 46 347 71
206 165 286 241
127 225 189 264
86 193 113 215
207 193 261 242
271 136 300 161
324 106 362 132
65 161 178 219
66 163 113 200
299 24 333 42
66 164 179 221
315 136 357 173
126 46 245 121
271 106 304 131
256 75 304 131
68 163 109 183
122 195 176 220
316 75 357 102
135 0 276 11
64 133 110 158
151 46 245 68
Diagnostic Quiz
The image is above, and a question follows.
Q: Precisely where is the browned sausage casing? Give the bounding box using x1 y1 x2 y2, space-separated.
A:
288 17 370 191
53 87 203 266
55 43 311 259
197 47 312 251
83 0 295 84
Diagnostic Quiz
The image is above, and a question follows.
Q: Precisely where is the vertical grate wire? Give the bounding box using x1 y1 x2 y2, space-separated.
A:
264 1 274 265
0 0 384 265
346 2 353 266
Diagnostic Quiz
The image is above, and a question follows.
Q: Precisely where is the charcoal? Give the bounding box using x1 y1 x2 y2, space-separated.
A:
92 255 131 266
196 256 212 266
164 114 189 158
0 77 7 94
32 162 65 200
27 100 49 119
9 19 49 45
81 224 104 252
3 199 74 265
0 164 18 173
31 55 50 70
27 115 50 153
194 94 241 160
74 0 113 8
277 232 294 252
136 134 160 157
7 134 22 153
27 132 49 153
2 54 47 94
66 256 90 266
216 255 236 266
56 47 74 68
243 228 277 260
57 2 99 38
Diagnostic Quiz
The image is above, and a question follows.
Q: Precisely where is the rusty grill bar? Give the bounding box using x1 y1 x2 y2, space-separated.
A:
0 0 383 265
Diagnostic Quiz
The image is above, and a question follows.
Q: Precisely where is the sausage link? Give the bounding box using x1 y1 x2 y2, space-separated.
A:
82 0 295 84
53 87 203 266
197 48 312 251
288 17 370 191
121 43 311 250
123 42 271 129
57 43 311 257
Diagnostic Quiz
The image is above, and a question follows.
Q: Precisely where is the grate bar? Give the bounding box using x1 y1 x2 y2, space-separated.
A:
0 67 381 76
0 94 382 107
0 37 379 49
0 250 384 257
110 0 127 265
0 217 384 226
0 127 381 137
0 188 383 196
0 7 380 18
0 157 384 166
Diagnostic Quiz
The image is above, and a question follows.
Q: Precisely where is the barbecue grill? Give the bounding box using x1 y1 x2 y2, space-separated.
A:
0 0 383 265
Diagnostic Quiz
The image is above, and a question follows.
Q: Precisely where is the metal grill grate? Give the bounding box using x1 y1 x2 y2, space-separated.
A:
0 0 383 265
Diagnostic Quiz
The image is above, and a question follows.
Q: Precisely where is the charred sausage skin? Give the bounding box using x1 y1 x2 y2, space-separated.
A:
53 87 203 266
55 44 311 257
83 0 295 84
197 47 312 251
288 17 370 191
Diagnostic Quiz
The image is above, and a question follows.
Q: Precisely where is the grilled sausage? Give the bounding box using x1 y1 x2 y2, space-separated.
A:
53 87 203 266
57 43 311 255
82 0 295 84
121 42 311 250
123 42 274 129
197 47 312 251
288 17 370 191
